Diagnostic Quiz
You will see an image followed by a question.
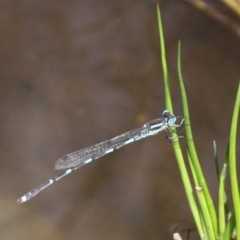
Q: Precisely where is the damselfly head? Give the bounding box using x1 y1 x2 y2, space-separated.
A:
162 110 170 118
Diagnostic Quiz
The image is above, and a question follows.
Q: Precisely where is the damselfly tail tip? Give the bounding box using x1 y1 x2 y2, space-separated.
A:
17 196 26 204
17 192 32 204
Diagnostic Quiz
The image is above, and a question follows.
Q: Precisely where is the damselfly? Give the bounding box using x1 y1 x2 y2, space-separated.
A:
17 110 184 203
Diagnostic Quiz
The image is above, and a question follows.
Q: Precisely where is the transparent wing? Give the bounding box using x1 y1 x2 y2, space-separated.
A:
55 127 145 169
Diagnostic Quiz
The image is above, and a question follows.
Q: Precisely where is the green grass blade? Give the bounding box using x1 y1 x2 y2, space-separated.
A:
187 152 206 238
218 163 227 238
223 143 230 215
156 5 172 112
157 6 204 238
229 81 240 239
188 153 214 239
174 143 204 238
222 212 235 240
195 186 216 240
213 141 220 182
178 41 218 238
